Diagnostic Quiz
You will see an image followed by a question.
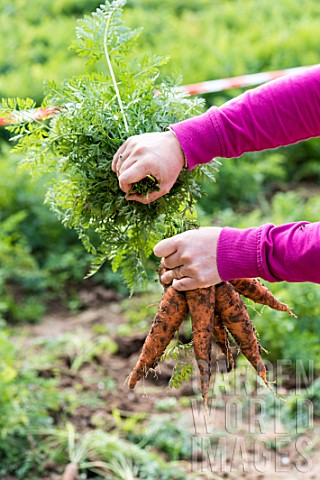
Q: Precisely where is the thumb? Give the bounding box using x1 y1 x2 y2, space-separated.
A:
154 236 177 258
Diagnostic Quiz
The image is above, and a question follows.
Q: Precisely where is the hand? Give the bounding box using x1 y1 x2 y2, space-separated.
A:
154 227 223 291
112 130 185 204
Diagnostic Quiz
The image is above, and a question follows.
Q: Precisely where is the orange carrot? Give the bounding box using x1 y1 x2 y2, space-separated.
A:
215 282 269 386
213 312 234 371
128 284 188 389
185 286 215 407
230 278 296 317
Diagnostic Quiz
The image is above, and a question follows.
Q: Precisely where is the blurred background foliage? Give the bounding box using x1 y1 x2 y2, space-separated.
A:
0 0 319 351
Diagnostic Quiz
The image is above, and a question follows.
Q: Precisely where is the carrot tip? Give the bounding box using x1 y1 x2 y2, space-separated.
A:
128 378 136 389
203 393 209 414
261 377 286 402
260 345 270 355
227 360 235 372
127 371 139 389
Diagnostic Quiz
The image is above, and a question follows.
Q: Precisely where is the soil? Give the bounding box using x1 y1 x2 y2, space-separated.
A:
18 286 320 480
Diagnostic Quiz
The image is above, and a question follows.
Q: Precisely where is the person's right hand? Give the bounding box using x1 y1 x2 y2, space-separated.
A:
112 130 185 204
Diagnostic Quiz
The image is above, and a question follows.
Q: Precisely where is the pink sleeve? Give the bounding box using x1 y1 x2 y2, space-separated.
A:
170 65 320 169
217 222 320 283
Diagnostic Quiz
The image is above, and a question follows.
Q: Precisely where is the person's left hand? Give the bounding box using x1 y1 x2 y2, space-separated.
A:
154 227 223 291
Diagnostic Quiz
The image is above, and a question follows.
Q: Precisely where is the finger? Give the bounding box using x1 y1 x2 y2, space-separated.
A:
154 236 178 258
118 156 137 176
160 251 182 269
118 163 149 193
160 266 185 285
112 148 123 172
125 190 165 204
114 150 131 175
112 142 130 172
172 277 198 291
116 155 125 176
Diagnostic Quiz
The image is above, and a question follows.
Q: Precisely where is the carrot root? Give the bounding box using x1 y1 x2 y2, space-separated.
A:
128 285 188 389
186 286 215 408
230 278 296 318
213 312 235 371
215 282 283 400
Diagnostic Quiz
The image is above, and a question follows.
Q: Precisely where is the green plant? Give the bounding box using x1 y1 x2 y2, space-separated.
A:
128 414 193 461
0 0 102 105
46 422 189 479
0 144 99 321
3 0 217 292
0 330 65 478
31 331 118 372
161 338 195 389
0 210 47 322
118 291 160 335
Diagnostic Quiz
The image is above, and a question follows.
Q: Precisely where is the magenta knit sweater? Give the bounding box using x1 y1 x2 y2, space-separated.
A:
171 65 320 283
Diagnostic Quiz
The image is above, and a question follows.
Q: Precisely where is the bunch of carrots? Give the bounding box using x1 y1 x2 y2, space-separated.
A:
60 276 295 478
128 272 296 406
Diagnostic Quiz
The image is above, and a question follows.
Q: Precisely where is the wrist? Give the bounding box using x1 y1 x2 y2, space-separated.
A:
169 109 220 169
167 127 188 170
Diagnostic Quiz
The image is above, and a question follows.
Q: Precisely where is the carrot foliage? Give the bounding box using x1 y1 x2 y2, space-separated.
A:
2 0 218 292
